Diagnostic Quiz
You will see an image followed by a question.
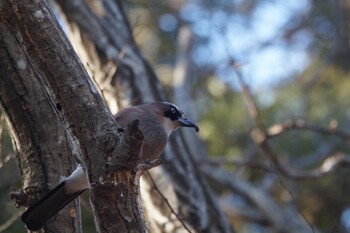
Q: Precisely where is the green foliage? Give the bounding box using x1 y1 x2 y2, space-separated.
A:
199 77 252 157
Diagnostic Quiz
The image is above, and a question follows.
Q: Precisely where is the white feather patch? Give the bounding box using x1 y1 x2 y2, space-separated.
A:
64 164 89 193
163 117 176 136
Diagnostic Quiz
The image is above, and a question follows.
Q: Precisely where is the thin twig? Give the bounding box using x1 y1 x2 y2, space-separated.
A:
87 62 109 107
0 211 22 232
146 171 192 233
275 169 316 233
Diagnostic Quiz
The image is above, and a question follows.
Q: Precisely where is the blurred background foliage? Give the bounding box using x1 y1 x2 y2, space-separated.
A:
2 0 350 232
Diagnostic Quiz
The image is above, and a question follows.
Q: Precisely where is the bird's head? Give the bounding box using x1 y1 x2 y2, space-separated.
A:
154 102 199 135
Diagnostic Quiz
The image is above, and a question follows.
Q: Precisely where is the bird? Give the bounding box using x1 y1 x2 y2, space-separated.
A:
21 102 199 231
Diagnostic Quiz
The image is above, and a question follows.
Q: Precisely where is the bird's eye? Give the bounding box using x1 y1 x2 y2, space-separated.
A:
164 105 181 121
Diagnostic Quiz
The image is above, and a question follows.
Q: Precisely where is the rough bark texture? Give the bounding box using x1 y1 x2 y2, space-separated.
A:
53 0 234 232
0 1 83 232
0 0 146 232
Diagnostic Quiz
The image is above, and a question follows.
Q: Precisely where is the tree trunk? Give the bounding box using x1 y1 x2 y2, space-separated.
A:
0 0 146 232
0 1 83 231
52 0 234 232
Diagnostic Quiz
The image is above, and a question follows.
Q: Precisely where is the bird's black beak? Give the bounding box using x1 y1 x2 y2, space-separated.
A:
177 117 200 132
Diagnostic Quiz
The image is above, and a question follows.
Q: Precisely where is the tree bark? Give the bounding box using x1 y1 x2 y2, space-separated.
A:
0 1 83 231
0 0 146 232
53 0 234 232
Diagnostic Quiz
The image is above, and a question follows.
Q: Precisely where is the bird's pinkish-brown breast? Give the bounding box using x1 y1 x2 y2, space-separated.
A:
114 105 169 162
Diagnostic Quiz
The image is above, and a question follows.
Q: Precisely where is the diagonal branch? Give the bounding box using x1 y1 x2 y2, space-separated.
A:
200 164 311 233
267 120 350 140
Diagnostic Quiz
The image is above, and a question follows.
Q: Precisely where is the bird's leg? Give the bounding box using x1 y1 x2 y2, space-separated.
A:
130 159 163 188
136 158 163 172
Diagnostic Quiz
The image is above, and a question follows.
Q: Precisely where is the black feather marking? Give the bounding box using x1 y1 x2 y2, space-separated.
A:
163 104 183 121
22 181 86 231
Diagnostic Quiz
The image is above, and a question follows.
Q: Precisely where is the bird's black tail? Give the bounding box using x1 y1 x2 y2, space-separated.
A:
21 181 86 231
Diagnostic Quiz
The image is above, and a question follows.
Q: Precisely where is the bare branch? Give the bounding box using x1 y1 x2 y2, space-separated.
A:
267 120 350 140
201 165 311 233
253 127 350 180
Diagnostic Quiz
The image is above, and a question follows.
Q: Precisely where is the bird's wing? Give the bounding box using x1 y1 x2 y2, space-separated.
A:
114 106 168 162
21 165 88 231
21 181 86 231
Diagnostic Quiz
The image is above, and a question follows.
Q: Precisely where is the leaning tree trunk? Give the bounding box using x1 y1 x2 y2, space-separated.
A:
52 0 234 232
0 1 148 232
0 2 82 231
